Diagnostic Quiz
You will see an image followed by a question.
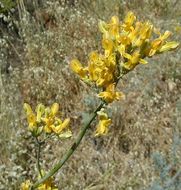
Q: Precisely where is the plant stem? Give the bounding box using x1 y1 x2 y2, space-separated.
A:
31 102 105 189
35 137 43 178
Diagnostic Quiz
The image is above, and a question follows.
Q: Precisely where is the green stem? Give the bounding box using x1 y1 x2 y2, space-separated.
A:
35 137 43 178
31 102 105 189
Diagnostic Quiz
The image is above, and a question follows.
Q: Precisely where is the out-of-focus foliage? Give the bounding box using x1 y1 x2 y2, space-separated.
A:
149 134 181 190
0 0 16 13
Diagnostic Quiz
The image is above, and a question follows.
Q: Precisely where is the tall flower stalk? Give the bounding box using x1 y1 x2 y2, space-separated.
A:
21 11 179 190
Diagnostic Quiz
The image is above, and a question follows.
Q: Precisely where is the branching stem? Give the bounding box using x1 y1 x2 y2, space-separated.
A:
31 102 105 189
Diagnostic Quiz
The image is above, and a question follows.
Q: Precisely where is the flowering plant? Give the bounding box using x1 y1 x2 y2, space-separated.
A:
21 11 179 189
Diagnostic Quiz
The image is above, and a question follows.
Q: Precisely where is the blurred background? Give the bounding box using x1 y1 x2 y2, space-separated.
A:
0 0 181 189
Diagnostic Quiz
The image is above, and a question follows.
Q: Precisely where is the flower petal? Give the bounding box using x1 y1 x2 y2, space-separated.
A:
159 41 179 52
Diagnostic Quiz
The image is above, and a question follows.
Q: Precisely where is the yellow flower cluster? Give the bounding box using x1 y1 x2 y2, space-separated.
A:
23 103 71 137
70 11 179 136
71 12 179 100
99 12 179 71
70 52 123 104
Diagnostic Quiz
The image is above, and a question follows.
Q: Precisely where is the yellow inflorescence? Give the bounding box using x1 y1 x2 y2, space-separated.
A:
71 12 179 102
95 109 112 136
24 103 71 138
70 11 179 136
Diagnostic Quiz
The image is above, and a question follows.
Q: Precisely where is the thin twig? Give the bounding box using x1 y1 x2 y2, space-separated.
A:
35 136 43 178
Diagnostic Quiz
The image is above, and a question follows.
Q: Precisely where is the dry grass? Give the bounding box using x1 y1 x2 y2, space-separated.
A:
0 0 181 189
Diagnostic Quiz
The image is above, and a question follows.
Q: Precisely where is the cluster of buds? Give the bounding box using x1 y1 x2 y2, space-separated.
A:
23 103 71 138
70 11 179 136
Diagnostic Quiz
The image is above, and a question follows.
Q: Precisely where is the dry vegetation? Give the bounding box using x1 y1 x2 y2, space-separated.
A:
0 0 181 189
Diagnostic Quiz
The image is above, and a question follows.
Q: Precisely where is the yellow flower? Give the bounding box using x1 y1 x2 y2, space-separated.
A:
159 41 179 52
122 51 147 70
51 118 70 135
24 103 33 115
43 120 54 133
50 103 59 116
98 84 125 103
24 103 46 132
27 114 37 131
89 51 100 63
148 31 178 56
118 44 130 58
98 20 108 34
123 11 136 31
88 52 116 87
102 38 114 57
88 52 102 81
99 16 120 40
42 115 54 133
88 65 102 82
104 53 116 71
131 22 153 47
36 104 45 122
160 31 172 40
38 172 58 190
20 180 31 190
41 104 71 137
24 103 72 136
139 22 153 40
95 109 111 136
24 103 38 131
70 59 87 79
96 69 114 87
118 34 131 46
109 16 120 38
41 103 61 133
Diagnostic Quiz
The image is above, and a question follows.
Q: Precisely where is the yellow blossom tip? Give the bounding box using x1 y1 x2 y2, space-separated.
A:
95 111 111 136
61 118 70 130
159 41 179 52
36 103 45 122
98 20 108 33
70 59 87 79
124 11 136 26
51 103 59 115
23 103 33 114
161 30 172 40
110 16 119 25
